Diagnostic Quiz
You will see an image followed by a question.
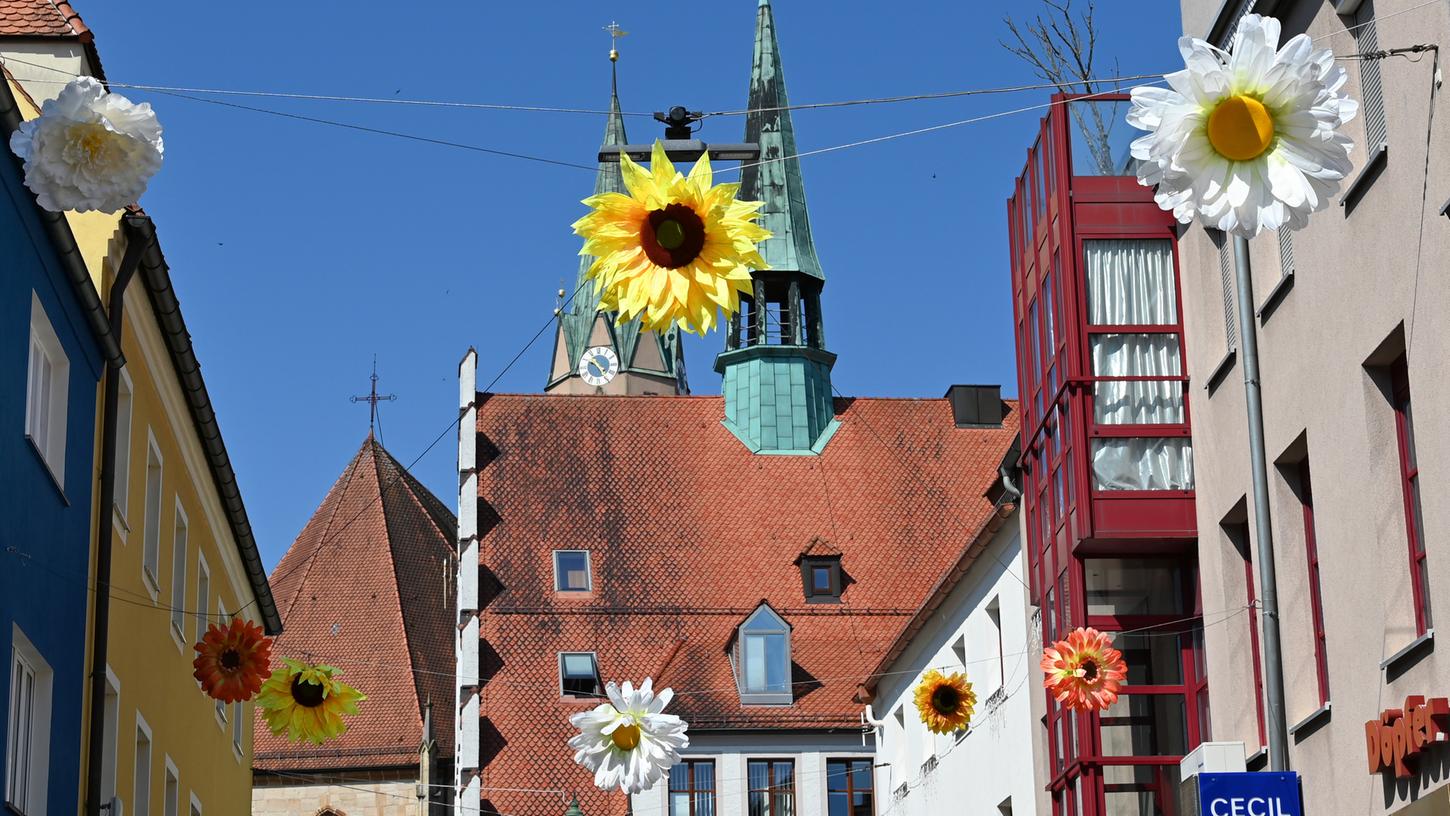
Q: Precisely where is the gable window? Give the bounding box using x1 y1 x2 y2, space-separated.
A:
6 629 52 816
735 605 792 705
797 555 842 602
668 760 715 816
24 292 69 486
748 759 794 816
559 653 602 699
553 551 592 593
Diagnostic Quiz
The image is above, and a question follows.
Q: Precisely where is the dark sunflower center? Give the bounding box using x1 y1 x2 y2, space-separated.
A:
220 649 242 671
1081 660 1099 683
931 685 961 716
291 677 326 708
641 204 705 269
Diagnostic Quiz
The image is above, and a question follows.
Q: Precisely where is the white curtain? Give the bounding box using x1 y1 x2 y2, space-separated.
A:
1085 239 1177 326
1091 334 1184 424
1092 438 1194 491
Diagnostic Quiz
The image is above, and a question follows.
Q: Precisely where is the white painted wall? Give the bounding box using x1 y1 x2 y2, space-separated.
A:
867 512 1037 816
0 42 91 104
630 732 874 816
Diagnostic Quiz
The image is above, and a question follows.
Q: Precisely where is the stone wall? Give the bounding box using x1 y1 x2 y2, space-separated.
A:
252 777 422 816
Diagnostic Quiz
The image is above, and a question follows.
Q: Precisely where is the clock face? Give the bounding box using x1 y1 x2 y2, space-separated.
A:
578 346 620 386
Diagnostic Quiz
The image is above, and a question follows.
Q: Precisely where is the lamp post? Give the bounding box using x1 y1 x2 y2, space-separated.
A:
598 102 759 164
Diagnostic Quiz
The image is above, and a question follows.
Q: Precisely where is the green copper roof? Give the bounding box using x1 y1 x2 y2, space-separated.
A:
556 67 681 386
742 0 824 281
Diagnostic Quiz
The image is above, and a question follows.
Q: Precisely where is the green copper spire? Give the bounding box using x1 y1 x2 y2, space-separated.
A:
548 58 685 394
742 0 824 280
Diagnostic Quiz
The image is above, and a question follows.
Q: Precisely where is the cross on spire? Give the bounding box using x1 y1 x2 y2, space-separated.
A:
350 355 397 433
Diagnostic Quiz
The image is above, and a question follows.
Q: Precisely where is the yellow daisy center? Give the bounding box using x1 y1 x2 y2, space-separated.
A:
1207 95 1275 162
930 685 961 716
610 723 641 751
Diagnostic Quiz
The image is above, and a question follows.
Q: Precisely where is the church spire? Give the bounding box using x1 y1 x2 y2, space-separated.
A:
716 0 838 454
546 36 686 396
741 0 823 281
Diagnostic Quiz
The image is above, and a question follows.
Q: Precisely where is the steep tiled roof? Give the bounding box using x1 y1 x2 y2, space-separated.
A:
473 393 1017 815
254 436 456 772
0 0 90 38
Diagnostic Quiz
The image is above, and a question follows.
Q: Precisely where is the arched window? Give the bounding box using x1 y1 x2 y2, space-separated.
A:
734 604 792 705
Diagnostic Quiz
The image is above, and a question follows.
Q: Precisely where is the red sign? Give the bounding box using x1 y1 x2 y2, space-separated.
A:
1365 695 1450 778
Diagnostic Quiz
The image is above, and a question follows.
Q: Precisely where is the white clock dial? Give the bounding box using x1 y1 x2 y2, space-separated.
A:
578 346 619 386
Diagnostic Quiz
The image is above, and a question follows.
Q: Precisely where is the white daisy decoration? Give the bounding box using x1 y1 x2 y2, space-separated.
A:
9 76 164 213
568 678 689 794
1126 14 1357 237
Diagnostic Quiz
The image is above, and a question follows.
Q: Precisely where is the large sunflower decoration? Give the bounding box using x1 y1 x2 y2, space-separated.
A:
1041 627 1128 713
913 669 977 735
1126 14 1357 237
256 658 366 745
192 617 272 703
568 678 690 794
572 141 770 335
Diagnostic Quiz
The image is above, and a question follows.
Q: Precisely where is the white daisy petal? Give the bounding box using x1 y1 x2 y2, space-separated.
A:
1126 13 1357 237
569 677 690 794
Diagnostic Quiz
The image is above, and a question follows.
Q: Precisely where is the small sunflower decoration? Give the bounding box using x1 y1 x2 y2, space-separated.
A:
913 669 976 734
256 658 366 745
192 617 272 703
1041 627 1128 713
572 140 770 336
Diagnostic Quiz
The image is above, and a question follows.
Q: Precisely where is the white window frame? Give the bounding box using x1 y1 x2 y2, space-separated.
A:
552 550 593 593
558 652 601 699
169 501 189 649
194 553 210 646
189 791 202 816
24 292 70 488
133 713 152 816
113 368 134 534
231 697 244 760
6 626 53 816
734 605 793 705
141 432 164 598
162 757 179 816
100 667 119 812
214 602 229 728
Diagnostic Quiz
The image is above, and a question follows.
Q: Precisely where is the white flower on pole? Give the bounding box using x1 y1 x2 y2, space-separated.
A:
9 76 163 213
1126 14 1357 237
568 678 689 794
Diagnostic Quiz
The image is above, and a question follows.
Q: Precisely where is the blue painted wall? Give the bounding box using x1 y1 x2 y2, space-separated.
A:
0 140 105 815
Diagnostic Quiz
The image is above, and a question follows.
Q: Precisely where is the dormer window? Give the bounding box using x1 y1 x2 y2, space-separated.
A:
553 550 592 593
799 556 842 602
734 605 792 705
559 653 602 699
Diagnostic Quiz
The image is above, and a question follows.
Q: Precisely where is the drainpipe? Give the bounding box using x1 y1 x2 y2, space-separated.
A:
1232 235 1290 772
84 213 152 816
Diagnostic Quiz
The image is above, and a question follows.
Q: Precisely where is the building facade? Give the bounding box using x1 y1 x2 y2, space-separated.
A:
252 435 456 816
0 68 116 816
1008 92 1203 816
859 494 1039 816
453 6 1020 815
1174 2 1450 814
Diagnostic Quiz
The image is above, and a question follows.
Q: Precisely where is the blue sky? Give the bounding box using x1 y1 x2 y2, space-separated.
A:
74 2 1184 569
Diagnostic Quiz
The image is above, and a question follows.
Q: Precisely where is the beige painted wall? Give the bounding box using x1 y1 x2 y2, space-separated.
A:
252 777 422 816
1176 1 1450 814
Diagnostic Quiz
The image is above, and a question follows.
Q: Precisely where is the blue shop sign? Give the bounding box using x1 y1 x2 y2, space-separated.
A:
1198 772 1301 816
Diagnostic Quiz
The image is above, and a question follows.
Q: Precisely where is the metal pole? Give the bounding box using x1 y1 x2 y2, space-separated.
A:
1233 234 1290 771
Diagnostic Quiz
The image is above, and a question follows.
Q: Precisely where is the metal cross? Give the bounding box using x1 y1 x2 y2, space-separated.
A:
350 355 397 432
604 21 627 61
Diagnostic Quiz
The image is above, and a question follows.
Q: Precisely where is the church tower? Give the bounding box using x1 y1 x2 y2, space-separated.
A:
545 52 688 396
716 0 837 453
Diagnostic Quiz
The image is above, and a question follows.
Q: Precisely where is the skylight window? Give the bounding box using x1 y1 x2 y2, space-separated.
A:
559 653 601 698
734 605 792 705
797 555 842 602
553 551 592 593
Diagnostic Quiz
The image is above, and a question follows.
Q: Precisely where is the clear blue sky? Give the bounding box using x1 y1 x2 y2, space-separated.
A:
75 2 1184 570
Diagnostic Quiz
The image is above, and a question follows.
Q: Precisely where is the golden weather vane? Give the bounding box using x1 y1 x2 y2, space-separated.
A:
604 21 627 62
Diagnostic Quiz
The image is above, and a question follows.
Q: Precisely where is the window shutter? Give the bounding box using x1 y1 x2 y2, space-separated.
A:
1355 11 1388 148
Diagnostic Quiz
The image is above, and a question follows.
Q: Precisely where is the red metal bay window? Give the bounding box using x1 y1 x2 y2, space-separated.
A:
1391 355 1431 635
1298 459 1330 705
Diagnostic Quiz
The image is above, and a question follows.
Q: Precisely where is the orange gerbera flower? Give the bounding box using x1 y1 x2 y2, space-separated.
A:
1041 627 1127 712
913 669 976 734
193 617 272 703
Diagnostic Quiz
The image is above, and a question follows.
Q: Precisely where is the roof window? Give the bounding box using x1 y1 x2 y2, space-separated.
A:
734 604 792 705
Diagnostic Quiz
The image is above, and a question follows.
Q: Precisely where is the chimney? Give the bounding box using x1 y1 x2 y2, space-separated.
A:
943 385 1004 428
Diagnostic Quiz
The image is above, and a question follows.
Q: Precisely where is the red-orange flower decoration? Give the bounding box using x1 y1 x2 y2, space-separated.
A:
1041 627 1127 712
193 617 272 703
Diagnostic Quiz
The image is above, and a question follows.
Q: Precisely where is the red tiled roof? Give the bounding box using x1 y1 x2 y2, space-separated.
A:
0 0 90 39
473 393 1018 816
254 436 456 772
